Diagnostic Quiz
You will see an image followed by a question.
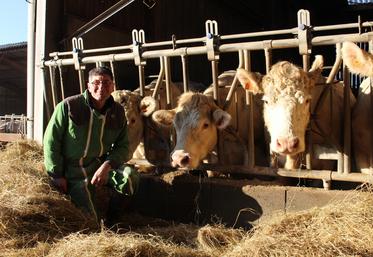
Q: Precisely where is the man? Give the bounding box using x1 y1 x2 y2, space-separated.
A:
43 66 139 223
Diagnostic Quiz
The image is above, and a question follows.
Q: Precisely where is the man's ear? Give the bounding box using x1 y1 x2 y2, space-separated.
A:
152 109 176 127
236 68 263 94
212 109 231 130
140 96 158 117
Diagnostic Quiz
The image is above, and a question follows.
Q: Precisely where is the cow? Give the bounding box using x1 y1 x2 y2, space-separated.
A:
236 55 356 170
113 80 183 165
151 71 266 170
111 90 157 160
341 41 373 174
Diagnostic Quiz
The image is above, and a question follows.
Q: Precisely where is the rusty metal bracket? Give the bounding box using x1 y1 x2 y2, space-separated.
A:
205 20 220 61
297 9 312 56
132 29 146 66
72 37 86 71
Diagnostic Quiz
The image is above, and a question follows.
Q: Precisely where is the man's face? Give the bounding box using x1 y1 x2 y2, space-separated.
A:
87 74 114 105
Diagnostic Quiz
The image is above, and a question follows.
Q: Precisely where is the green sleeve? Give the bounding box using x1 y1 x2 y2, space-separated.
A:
106 123 130 168
43 101 67 178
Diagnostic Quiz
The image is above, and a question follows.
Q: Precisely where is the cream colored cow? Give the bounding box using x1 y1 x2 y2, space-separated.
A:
151 71 266 170
112 90 157 160
342 41 373 174
237 56 356 170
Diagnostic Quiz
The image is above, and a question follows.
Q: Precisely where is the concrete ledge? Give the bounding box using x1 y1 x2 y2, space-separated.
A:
133 172 357 228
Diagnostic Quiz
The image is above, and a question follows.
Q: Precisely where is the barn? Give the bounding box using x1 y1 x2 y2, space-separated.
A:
2 0 373 236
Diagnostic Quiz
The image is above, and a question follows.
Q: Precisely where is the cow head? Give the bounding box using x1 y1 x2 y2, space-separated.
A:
237 56 323 167
342 41 373 77
152 92 231 169
112 90 158 159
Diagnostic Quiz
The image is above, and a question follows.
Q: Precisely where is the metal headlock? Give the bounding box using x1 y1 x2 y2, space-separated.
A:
40 10 373 187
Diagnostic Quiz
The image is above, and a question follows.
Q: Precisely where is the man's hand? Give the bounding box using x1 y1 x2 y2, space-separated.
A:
51 177 67 194
91 161 112 187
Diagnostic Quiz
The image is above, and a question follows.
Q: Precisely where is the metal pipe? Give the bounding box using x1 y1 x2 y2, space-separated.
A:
151 57 165 99
42 32 373 68
181 55 189 92
48 65 58 107
50 22 373 59
58 65 65 99
109 60 117 91
137 65 145 97
27 0 36 140
163 56 172 108
65 0 137 40
197 163 373 184
211 60 219 102
326 43 342 84
77 69 85 94
343 65 351 174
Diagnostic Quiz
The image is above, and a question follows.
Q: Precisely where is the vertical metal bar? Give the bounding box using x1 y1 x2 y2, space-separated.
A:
152 57 165 99
303 54 312 169
264 48 272 73
326 43 342 84
109 60 117 91
58 65 65 100
244 50 255 168
302 54 310 71
181 55 189 92
78 69 85 94
211 60 219 103
48 65 58 107
138 65 145 97
343 64 351 174
163 56 172 108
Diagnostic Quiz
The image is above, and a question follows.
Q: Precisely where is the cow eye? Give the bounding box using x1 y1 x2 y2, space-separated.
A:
305 98 311 104
262 96 269 105
202 123 209 129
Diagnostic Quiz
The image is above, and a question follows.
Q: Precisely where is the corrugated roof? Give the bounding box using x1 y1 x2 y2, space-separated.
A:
0 42 27 52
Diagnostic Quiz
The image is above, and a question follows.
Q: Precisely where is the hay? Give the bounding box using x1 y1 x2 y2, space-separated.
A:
0 140 97 251
223 187 373 257
2 140 373 257
46 230 210 257
197 224 244 255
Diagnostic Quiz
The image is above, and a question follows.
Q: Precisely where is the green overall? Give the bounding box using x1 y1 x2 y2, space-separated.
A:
43 90 139 219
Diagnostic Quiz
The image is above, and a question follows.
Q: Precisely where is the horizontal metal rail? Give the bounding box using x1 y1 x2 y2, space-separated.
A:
43 32 373 67
48 21 373 58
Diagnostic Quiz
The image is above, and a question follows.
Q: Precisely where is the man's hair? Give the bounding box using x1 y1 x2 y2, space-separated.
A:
88 66 113 81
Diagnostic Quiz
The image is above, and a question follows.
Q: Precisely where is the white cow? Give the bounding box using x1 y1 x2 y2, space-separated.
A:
342 41 373 174
237 56 356 170
152 71 266 170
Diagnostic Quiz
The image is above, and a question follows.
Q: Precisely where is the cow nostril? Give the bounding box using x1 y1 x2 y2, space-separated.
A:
291 138 299 149
276 139 283 148
180 155 190 166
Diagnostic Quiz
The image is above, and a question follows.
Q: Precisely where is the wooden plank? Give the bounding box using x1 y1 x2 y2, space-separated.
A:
0 133 24 142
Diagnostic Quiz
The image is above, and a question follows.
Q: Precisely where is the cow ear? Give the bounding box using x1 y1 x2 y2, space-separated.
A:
307 55 324 85
236 68 263 94
342 41 373 77
213 109 231 130
140 96 159 117
152 109 176 127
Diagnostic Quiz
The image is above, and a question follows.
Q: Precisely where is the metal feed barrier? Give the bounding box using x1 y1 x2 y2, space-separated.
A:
0 114 27 142
40 9 373 188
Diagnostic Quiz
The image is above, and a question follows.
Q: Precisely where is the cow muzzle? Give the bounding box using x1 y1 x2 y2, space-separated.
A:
171 150 191 168
274 136 300 155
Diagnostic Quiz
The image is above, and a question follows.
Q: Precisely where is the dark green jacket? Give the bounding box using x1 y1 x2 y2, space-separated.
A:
43 90 129 179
